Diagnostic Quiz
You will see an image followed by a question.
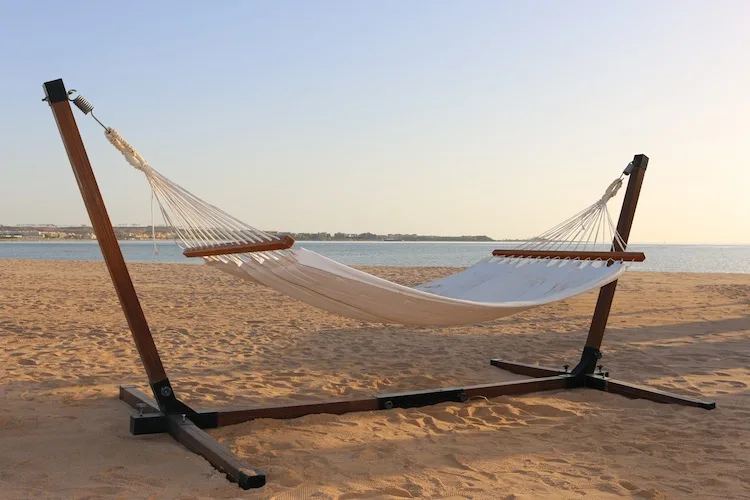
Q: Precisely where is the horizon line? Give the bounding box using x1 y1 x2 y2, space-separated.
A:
1 224 748 246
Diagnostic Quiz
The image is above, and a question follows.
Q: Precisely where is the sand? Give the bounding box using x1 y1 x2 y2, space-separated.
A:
0 259 749 499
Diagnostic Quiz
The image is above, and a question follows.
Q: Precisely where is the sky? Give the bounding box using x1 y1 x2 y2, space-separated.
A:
1 1 748 244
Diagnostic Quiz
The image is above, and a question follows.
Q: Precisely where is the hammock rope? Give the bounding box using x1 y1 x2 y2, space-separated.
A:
105 127 629 260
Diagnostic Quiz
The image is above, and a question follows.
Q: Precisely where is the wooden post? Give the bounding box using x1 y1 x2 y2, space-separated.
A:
582 154 648 357
43 79 171 399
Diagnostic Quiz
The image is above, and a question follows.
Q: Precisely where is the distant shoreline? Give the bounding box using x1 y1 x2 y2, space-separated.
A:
0 238 507 244
2 228 748 247
0 226 504 243
1 240 749 273
2 239 749 246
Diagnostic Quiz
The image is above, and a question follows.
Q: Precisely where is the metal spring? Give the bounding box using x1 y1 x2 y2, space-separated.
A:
71 94 94 115
67 89 108 129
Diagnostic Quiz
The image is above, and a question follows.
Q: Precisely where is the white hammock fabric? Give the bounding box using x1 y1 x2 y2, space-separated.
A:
207 249 626 326
105 128 634 326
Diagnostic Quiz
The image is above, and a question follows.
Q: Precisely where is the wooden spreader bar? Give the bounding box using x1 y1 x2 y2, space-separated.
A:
491 249 646 262
45 76 715 492
183 235 295 258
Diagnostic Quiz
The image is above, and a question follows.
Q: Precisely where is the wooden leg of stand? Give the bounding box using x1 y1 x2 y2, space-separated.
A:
584 155 648 352
120 386 159 412
119 386 266 488
490 359 566 377
463 376 569 398
586 375 716 410
44 80 169 387
165 414 266 489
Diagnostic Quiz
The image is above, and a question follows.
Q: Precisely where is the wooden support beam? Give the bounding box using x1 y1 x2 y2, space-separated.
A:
216 398 379 427
46 77 266 489
43 79 169 388
165 414 266 489
490 359 567 377
585 375 716 410
118 386 264 487
462 376 569 398
487 364 716 409
136 377 570 429
490 250 646 262
183 235 295 258
215 377 571 426
119 385 159 413
583 155 648 355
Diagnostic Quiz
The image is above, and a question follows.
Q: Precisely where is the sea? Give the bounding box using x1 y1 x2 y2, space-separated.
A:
0 240 749 274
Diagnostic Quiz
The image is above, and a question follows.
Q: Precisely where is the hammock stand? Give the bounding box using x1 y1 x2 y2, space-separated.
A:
43 78 715 490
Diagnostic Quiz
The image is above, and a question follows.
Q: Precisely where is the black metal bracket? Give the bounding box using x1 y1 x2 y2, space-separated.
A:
151 378 196 414
130 410 219 435
127 379 219 436
570 346 602 379
130 412 168 435
43 78 69 104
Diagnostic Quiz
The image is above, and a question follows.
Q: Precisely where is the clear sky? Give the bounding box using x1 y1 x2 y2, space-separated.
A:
1 1 748 243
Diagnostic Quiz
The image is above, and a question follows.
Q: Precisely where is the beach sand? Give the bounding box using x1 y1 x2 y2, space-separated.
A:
0 259 748 499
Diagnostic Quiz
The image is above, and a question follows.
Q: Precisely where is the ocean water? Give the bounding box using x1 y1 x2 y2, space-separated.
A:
0 240 749 274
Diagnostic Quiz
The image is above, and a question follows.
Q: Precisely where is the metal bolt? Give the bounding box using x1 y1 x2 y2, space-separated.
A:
160 386 172 397
182 413 186 423
384 400 394 410
136 403 146 416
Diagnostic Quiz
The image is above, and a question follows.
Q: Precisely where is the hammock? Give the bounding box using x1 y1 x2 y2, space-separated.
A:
105 129 641 326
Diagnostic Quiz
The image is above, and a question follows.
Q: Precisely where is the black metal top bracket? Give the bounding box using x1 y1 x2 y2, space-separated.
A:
43 79 69 104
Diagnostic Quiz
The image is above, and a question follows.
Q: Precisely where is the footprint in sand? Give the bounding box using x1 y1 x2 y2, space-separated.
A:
618 480 639 491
